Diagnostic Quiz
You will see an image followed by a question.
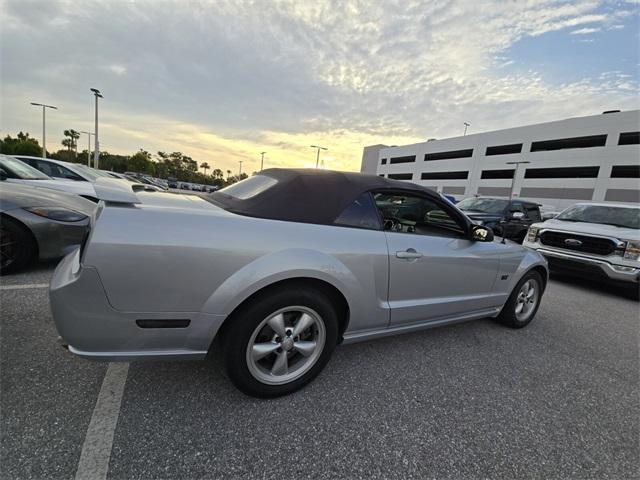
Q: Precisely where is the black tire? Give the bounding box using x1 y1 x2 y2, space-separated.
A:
0 216 36 275
496 270 543 328
515 231 527 244
221 286 339 398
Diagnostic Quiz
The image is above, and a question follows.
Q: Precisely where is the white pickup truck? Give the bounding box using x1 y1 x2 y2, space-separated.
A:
523 202 640 286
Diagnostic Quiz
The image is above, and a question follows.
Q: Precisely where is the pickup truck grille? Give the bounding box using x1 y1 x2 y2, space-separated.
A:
539 230 617 256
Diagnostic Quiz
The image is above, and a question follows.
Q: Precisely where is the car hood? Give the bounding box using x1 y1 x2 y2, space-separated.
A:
535 218 640 240
6 178 97 197
0 182 97 215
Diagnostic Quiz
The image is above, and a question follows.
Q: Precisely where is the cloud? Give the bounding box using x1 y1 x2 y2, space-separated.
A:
570 27 601 34
1 0 638 172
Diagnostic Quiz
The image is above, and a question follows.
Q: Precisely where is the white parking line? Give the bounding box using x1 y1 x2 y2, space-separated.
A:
0 283 49 290
75 362 129 480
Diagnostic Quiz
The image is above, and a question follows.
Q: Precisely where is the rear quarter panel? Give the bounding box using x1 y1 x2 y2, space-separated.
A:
84 205 391 333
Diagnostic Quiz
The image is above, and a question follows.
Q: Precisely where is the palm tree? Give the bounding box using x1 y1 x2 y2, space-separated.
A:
200 162 210 176
226 169 231 180
63 129 81 158
212 168 223 180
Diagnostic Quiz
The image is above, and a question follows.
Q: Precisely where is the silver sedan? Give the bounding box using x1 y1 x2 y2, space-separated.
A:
50 169 548 397
1 182 96 274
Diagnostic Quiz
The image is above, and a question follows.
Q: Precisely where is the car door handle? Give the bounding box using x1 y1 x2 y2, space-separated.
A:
395 249 423 259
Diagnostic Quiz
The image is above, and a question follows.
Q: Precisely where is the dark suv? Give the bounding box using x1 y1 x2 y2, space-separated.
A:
456 196 542 243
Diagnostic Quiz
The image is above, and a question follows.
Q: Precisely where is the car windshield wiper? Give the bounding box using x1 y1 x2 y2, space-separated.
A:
462 208 485 213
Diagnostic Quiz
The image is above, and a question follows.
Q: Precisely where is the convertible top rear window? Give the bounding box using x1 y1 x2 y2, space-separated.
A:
217 175 278 200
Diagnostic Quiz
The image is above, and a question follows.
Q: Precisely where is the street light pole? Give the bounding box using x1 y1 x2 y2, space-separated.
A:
30 102 57 158
238 160 243 176
260 152 266 171
90 88 103 169
79 131 94 166
310 145 327 168
505 160 531 203
463 122 470 136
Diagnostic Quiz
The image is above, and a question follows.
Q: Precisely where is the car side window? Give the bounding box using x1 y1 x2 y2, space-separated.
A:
39 161 82 181
373 192 465 237
509 203 525 214
334 192 382 230
526 205 541 221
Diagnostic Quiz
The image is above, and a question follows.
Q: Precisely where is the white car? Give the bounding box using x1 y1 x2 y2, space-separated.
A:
523 202 640 285
14 155 109 183
0 155 99 200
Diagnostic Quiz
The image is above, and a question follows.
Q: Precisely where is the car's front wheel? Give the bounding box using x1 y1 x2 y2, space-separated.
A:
496 270 544 328
0 216 36 275
221 287 339 398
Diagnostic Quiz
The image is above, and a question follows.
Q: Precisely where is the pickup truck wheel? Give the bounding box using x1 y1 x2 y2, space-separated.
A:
496 271 543 328
0 216 36 275
222 287 338 398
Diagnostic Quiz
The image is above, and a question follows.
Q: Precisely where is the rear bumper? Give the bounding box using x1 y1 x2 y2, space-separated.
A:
536 248 639 284
49 248 226 361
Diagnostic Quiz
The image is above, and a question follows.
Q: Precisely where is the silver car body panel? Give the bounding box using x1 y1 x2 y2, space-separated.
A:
50 189 548 360
0 182 96 259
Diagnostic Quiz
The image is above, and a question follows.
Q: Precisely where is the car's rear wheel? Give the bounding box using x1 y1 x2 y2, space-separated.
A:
0 216 36 275
496 270 543 328
221 287 338 398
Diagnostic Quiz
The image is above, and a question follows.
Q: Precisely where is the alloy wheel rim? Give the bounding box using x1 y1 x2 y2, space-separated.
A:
515 279 538 321
246 306 326 385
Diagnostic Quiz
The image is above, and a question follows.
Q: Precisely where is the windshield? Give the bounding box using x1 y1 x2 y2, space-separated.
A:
557 204 640 229
71 164 104 181
217 175 278 200
456 197 509 214
0 156 51 180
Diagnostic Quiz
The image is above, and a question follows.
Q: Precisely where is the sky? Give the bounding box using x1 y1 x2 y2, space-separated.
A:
1 0 638 174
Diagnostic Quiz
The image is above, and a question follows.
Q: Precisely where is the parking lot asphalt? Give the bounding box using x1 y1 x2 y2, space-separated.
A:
1 264 638 479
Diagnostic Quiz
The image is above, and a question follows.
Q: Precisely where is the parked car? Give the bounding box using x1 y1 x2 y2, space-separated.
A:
0 182 96 274
167 177 179 189
0 155 99 201
50 169 547 398
15 155 99 182
456 196 542 243
523 202 639 286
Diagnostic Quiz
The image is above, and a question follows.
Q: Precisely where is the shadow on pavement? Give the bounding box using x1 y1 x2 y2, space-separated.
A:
550 272 639 302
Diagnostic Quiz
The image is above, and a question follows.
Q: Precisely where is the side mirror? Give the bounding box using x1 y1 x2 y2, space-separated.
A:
471 225 494 242
510 211 525 220
0 168 6 181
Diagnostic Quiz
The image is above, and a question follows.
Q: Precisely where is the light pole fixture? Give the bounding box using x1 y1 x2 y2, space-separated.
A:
260 152 266 171
505 160 531 203
30 102 57 158
238 160 243 176
463 122 470 136
90 88 103 168
310 145 327 168
79 131 95 166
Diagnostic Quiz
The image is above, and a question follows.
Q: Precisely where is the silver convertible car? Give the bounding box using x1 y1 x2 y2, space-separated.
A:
50 169 548 397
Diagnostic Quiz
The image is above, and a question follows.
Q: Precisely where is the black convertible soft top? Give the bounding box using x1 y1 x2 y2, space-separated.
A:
208 168 440 225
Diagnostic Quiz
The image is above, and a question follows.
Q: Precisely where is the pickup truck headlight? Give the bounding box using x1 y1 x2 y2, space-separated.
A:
25 207 88 222
624 240 640 261
526 226 540 243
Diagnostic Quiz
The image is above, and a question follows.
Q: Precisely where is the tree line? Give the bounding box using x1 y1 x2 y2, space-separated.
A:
0 131 249 187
